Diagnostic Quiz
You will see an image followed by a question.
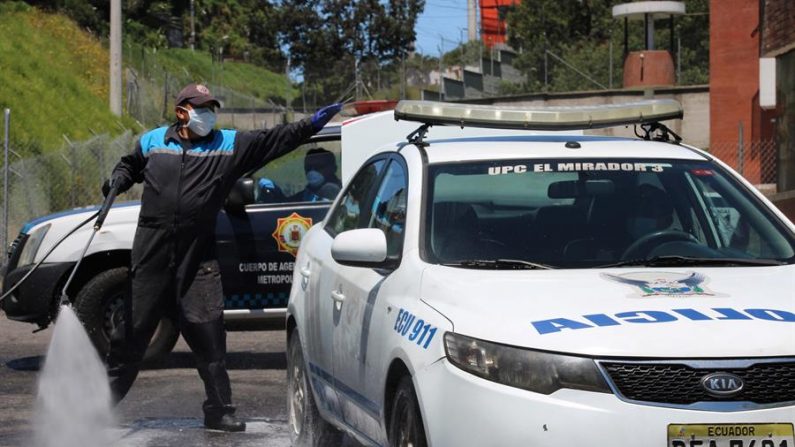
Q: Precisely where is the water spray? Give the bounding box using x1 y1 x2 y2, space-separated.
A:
29 181 121 447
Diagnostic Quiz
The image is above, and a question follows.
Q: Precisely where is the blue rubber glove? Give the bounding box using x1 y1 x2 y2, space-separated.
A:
258 178 276 189
311 103 343 131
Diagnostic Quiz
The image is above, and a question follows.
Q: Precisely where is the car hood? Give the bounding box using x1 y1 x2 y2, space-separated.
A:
421 265 795 358
30 201 142 263
21 201 140 234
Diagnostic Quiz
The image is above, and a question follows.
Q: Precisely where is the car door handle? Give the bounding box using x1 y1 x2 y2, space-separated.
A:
331 290 345 303
299 267 311 278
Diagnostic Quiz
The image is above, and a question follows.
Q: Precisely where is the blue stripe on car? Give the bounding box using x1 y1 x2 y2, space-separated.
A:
308 362 382 420
20 201 141 234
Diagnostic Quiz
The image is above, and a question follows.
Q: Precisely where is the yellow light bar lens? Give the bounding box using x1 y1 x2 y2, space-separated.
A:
394 99 683 131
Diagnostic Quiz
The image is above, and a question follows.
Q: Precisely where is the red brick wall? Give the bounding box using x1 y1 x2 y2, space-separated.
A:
710 0 761 174
762 0 795 56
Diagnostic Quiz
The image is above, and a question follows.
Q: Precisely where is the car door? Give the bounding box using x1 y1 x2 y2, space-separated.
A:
309 156 388 424
214 135 341 313
330 157 408 442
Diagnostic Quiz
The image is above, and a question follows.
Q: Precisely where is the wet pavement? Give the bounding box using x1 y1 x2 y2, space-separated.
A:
0 312 359 446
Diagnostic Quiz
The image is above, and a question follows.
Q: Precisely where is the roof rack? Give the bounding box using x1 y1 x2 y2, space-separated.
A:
394 99 683 131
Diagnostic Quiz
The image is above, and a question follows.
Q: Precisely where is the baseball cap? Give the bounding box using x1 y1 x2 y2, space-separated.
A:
175 83 221 109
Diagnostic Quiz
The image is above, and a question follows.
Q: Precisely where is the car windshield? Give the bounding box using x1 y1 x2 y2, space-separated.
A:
425 158 795 268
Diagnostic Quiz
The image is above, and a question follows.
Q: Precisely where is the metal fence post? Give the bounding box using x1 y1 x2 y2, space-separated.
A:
677 37 681 84
3 108 9 254
544 50 548 89
609 40 613 89
738 121 745 175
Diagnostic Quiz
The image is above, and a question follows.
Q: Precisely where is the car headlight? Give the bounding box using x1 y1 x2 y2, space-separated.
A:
444 332 611 395
18 224 51 267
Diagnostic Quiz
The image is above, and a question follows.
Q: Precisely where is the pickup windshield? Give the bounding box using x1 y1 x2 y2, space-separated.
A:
425 158 795 268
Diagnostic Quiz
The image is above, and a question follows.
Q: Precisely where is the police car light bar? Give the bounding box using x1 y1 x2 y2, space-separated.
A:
393 99 683 131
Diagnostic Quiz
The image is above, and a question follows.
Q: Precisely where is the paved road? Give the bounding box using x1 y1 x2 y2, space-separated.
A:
0 312 358 446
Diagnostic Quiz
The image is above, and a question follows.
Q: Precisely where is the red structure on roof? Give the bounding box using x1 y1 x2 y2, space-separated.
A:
480 0 519 47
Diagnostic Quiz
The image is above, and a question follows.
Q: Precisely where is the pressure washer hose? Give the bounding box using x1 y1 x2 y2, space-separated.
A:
59 183 119 306
0 211 99 304
0 182 119 305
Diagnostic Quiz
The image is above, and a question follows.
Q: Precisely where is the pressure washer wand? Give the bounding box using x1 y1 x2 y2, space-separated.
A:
58 181 120 307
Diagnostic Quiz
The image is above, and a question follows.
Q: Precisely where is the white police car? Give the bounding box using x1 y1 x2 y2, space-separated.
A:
286 100 795 447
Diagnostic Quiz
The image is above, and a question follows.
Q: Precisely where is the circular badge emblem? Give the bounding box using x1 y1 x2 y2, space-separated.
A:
700 372 744 398
272 212 313 257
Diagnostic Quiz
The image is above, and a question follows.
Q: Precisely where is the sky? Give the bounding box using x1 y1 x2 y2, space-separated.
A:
415 0 471 57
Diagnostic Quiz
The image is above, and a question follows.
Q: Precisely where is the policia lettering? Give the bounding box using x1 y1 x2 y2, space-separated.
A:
104 83 340 431
532 307 795 334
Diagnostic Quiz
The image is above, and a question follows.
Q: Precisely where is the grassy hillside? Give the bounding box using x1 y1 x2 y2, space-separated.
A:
0 3 297 154
127 44 298 107
0 3 139 153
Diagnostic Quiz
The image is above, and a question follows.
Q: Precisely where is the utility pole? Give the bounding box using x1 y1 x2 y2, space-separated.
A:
438 44 444 99
109 0 122 116
468 0 477 41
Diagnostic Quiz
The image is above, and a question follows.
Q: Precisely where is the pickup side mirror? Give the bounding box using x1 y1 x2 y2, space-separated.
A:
331 228 392 268
225 177 256 214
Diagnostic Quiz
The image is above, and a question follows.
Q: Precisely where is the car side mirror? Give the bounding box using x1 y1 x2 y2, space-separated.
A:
331 228 391 268
225 177 256 214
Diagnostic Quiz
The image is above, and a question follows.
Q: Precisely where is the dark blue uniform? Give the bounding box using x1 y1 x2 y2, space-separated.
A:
107 118 314 420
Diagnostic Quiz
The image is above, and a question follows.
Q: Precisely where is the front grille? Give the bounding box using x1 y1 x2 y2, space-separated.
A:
601 361 795 405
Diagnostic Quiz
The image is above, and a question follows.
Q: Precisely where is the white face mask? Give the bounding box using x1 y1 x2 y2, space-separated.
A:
184 107 217 137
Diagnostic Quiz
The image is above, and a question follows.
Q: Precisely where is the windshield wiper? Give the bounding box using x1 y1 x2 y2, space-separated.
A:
596 255 787 269
441 259 555 270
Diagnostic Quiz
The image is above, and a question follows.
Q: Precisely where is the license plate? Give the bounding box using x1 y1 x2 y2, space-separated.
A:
668 423 795 447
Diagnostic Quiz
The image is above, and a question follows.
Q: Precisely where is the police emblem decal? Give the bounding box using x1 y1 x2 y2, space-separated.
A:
272 212 313 257
601 271 719 297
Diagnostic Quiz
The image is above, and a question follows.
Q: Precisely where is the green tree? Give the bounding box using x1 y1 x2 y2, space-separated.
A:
442 40 486 68
280 0 424 104
504 0 709 92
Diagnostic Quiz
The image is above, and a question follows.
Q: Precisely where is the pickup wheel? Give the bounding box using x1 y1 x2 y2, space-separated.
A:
287 330 342 447
73 267 179 363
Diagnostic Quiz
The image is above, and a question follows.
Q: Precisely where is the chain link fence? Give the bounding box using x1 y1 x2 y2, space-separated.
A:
124 45 285 129
705 140 779 193
2 131 142 253
2 49 296 254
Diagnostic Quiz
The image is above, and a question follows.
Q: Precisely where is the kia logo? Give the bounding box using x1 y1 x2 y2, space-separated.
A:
700 372 744 397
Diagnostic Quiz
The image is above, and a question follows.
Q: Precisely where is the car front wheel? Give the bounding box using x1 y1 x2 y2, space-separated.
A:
287 330 342 447
388 376 427 447
73 267 179 363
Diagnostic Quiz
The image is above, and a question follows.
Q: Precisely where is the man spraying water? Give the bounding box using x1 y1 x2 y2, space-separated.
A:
104 83 341 432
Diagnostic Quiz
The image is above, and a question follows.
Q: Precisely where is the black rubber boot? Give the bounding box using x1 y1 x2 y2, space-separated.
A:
204 407 246 432
180 317 243 431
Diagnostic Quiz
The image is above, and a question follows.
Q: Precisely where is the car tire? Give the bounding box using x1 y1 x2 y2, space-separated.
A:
73 267 179 363
388 376 427 447
287 330 342 447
